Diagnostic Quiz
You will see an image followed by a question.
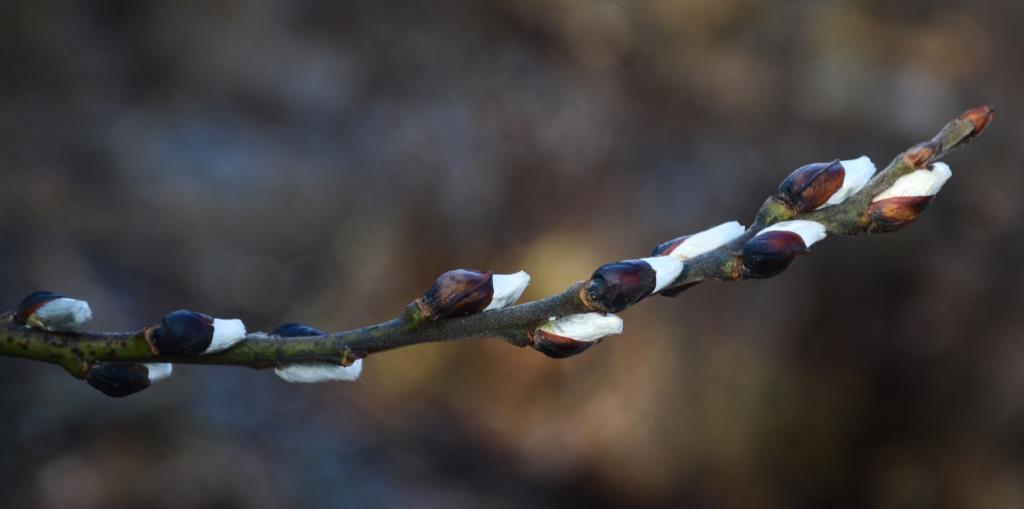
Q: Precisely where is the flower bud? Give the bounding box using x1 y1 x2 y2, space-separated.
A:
586 257 683 313
740 220 826 279
959 105 994 142
651 221 745 259
85 363 153 398
146 310 247 356
15 291 92 332
272 323 363 383
778 160 845 213
868 162 952 232
417 269 530 319
531 313 623 359
420 269 494 319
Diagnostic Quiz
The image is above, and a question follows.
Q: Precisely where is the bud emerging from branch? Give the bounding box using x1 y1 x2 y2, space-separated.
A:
585 257 682 312
15 291 92 332
531 312 623 359
777 157 876 212
272 323 363 383
85 363 170 398
869 162 952 232
651 221 746 259
418 269 530 319
146 310 247 356
740 220 826 279
959 105 995 143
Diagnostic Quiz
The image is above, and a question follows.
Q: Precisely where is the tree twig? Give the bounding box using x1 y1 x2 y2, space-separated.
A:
0 106 994 393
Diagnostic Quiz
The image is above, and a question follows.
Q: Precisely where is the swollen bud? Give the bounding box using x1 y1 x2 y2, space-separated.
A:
85 363 169 398
15 291 92 332
146 310 247 356
869 162 952 232
531 313 623 359
958 105 995 143
740 220 826 279
272 323 363 383
585 257 682 312
778 160 845 213
419 269 494 319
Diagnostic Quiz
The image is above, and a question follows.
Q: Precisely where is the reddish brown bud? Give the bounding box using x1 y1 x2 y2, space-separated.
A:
585 260 656 312
959 105 995 142
904 142 938 168
531 330 596 359
420 269 494 319
868 196 934 233
739 231 808 279
650 235 690 257
778 160 845 213
85 363 151 398
15 291 63 324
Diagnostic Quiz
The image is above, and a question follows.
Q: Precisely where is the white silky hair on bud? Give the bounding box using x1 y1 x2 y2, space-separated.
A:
758 220 827 248
32 297 92 332
873 162 952 201
275 360 363 383
144 363 174 383
205 318 247 353
484 271 531 311
639 256 684 293
540 313 623 343
668 221 746 259
818 156 877 208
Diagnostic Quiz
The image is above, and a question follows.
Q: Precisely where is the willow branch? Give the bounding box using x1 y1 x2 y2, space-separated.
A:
0 106 994 390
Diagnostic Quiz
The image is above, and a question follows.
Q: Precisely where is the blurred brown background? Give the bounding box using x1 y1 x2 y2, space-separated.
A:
0 0 1021 507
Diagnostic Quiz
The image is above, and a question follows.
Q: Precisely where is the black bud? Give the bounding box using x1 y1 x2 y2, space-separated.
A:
85 363 151 398
585 260 656 312
149 310 215 355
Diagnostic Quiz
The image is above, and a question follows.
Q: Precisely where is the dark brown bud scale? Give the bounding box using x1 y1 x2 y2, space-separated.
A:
650 235 690 257
85 363 151 398
868 196 933 233
585 260 656 313
148 310 215 356
421 269 494 319
777 160 845 213
739 231 808 279
531 330 595 359
15 291 63 325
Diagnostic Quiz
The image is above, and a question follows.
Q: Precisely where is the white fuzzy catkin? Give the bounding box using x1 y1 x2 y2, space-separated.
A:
144 363 174 382
758 220 827 248
484 271 531 311
818 156 877 208
667 221 746 259
275 360 363 383
873 162 952 201
539 313 623 343
205 318 247 353
639 256 685 293
31 298 92 332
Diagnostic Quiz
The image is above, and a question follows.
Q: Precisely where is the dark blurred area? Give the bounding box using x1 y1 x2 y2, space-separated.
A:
1 0 1022 507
